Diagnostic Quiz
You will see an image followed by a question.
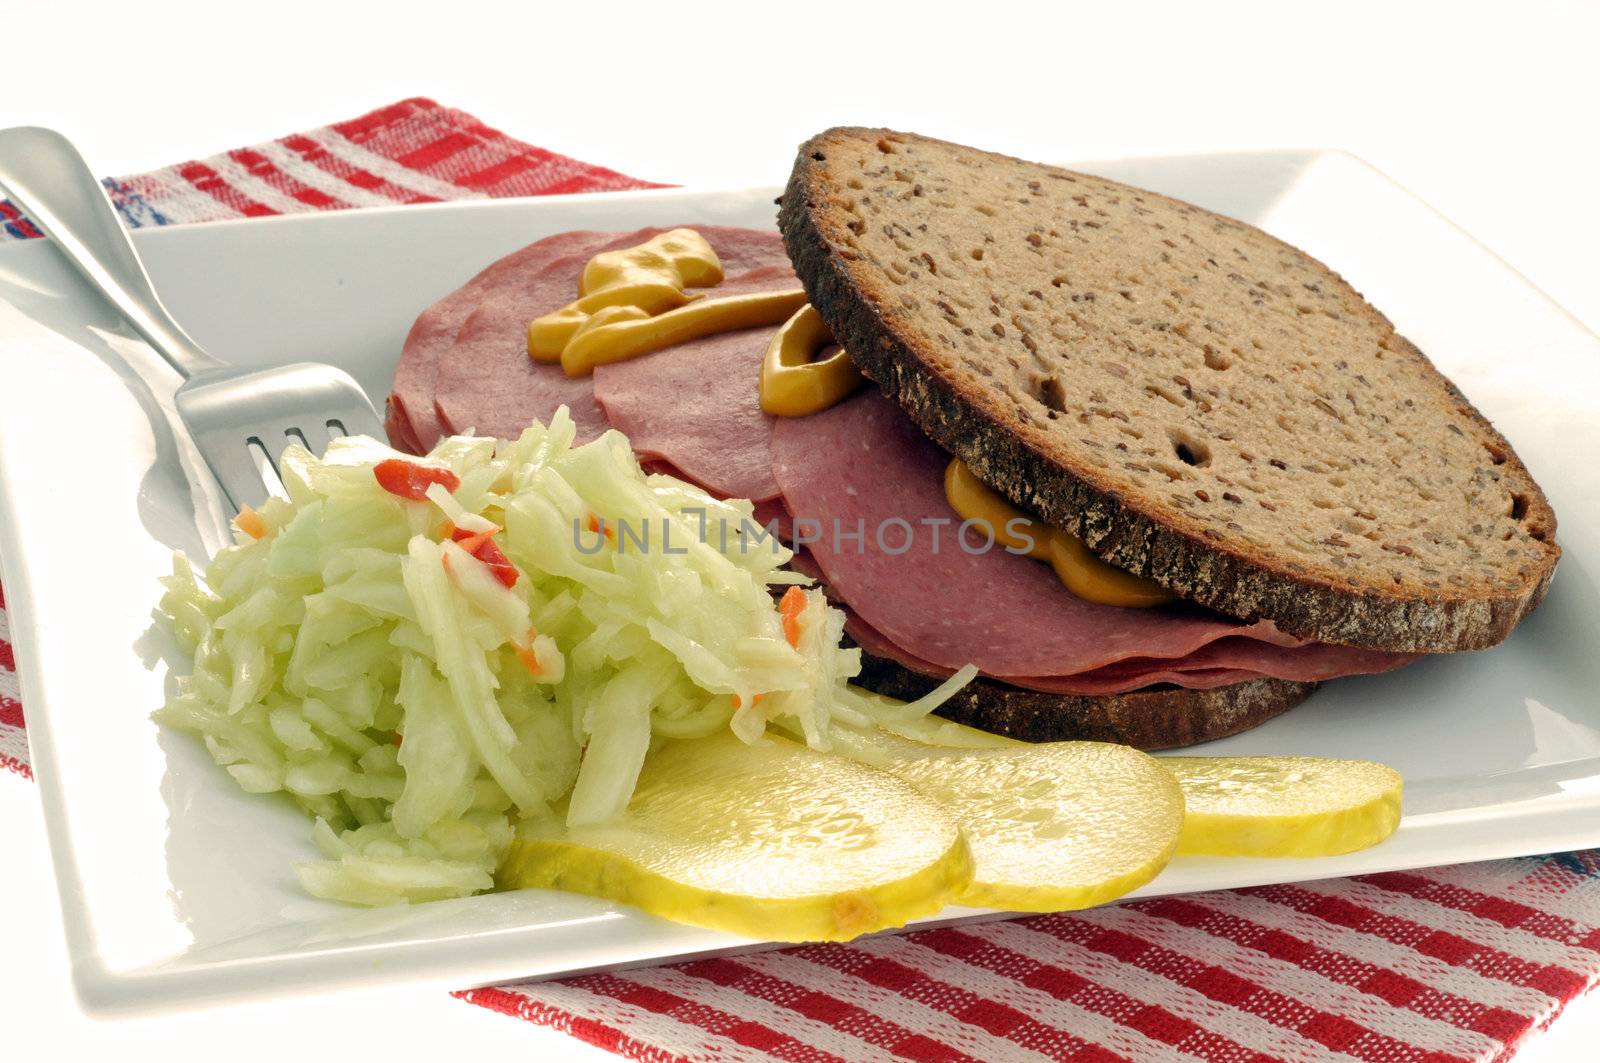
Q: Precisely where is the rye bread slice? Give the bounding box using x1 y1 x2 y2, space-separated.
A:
851 649 1314 750
779 128 1559 653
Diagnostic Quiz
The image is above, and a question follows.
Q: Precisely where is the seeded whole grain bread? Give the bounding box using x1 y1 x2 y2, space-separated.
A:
778 128 1559 653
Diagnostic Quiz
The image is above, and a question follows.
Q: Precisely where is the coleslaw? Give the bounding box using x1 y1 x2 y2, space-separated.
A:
155 408 972 905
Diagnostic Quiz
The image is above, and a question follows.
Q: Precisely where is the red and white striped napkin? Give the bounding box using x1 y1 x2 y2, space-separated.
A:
3 98 1598 1062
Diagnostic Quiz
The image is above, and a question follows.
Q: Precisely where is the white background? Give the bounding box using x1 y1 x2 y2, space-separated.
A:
1 0 1597 1058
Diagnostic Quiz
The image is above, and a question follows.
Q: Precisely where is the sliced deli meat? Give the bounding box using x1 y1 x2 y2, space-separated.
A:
593 264 800 502
433 248 615 444
388 229 623 452
839 602 1410 695
396 226 792 451
787 543 1401 694
770 390 1416 693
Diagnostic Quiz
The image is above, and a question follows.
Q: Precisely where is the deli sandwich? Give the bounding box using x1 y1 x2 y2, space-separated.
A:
386 129 1559 748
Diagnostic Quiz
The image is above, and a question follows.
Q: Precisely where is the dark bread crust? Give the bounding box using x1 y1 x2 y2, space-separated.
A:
779 128 1558 653
852 649 1315 750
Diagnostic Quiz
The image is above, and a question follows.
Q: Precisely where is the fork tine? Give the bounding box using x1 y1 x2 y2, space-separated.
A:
245 423 293 468
282 426 311 454
191 426 275 512
327 404 384 442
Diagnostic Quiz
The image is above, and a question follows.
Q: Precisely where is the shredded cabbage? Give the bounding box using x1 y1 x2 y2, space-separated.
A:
154 409 972 906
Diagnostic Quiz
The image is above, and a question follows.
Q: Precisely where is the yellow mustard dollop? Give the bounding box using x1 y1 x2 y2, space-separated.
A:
759 304 867 417
528 228 806 377
560 289 808 377
528 229 720 358
942 459 1175 608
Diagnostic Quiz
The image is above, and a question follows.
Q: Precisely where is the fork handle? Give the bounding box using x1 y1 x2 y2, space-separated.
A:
0 126 224 380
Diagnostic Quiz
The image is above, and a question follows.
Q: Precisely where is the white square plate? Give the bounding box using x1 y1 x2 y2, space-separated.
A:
3 150 1598 1015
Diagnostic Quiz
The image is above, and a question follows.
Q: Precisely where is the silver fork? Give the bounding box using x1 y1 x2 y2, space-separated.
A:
0 126 383 511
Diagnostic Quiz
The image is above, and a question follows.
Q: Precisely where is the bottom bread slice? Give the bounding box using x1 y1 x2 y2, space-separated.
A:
852 651 1317 751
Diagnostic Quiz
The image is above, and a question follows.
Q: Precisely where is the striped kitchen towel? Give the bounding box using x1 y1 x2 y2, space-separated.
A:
2 98 1597 1062
0 96 660 240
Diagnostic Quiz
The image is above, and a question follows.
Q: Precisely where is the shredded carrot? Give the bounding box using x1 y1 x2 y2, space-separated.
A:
730 692 765 710
778 586 807 648
234 504 267 540
516 630 543 676
585 512 615 541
